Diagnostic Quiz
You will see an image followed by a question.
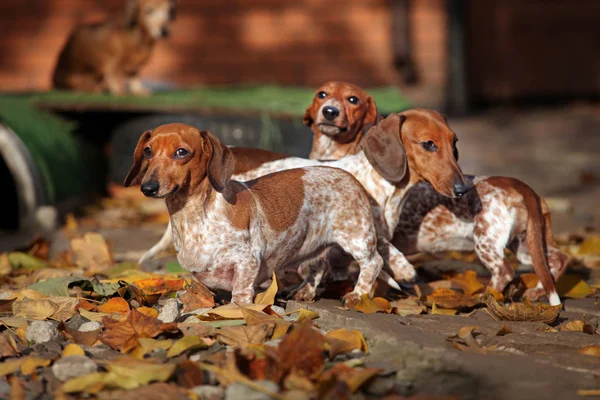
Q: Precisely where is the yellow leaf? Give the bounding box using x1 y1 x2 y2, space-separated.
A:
62 372 107 393
519 273 539 289
49 297 79 322
0 253 11 276
21 357 51 375
136 307 159 319
578 390 600 396
560 320 595 334
70 233 112 274
254 272 278 305
105 358 176 389
166 336 207 358
98 297 130 315
206 303 269 319
64 213 79 231
450 270 485 296
0 358 25 377
0 317 28 329
389 298 427 316
485 287 505 302
431 302 457 315
577 235 600 255
12 289 48 301
216 324 273 347
296 308 320 323
133 338 174 359
62 344 85 357
353 295 392 314
13 298 58 320
324 329 368 358
79 309 123 323
578 346 600 357
556 274 594 299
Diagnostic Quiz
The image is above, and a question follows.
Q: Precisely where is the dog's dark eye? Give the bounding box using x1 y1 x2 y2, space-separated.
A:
453 140 459 160
421 141 437 151
174 148 189 159
348 96 359 105
317 91 327 99
143 147 152 159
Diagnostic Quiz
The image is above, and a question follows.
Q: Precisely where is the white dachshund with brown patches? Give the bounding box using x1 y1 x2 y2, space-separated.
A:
124 123 385 306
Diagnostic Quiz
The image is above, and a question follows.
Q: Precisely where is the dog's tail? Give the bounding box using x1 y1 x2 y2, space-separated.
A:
520 182 561 306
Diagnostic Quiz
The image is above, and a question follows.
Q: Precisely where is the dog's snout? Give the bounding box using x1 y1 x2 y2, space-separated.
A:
453 181 472 198
141 181 160 197
322 106 339 121
160 27 170 38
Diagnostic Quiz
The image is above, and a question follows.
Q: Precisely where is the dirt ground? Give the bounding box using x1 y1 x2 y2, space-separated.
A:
86 104 600 399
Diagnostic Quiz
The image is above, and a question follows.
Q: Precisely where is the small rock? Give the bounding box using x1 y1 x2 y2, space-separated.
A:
78 321 101 332
52 355 97 381
26 321 59 344
364 375 396 396
225 380 279 400
158 298 180 323
191 385 225 400
270 305 285 316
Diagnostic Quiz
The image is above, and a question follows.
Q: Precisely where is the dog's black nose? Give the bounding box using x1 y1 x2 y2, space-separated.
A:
141 181 159 197
161 27 170 38
453 182 471 197
322 106 339 121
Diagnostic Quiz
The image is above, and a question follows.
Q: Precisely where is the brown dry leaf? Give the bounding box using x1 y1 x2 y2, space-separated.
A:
450 271 485 296
173 360 204 388
178 280 214 312
324 329 368 359
13 298 58 320
482 293 560 323
278 320 325 378
49 297 79 321
0 332 20 358
496 324 512 336
99 309 173 353
217 324 273 347
79 309 119 323
0 253 11 276
431 302 458 315
389 298 427 316
425 288 480 309
71 233 112 274
555 274 594 299
318 363 381 393
578 346 600 357
520 273 539 289
560 320 595 334
284 371 316 392
178 322 215 338
240 306 290 340
10 289 48 301
353 295 392 314
95 382 190 400
98 298 130 315
133 278 185 296
198 362 285 400
254 272 278 305
63 324 101 347
578 389 600 396
447 325 487 354
536 325 558 333
203 303 269 320
485 287 505 302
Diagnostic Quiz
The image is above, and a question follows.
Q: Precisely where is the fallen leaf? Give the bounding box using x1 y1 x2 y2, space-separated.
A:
178 280 214 312
447 325 487 354
425 288 480 309
132 338 174 359
133 278 185 295
0 317 28 329
450 270 485 296
178 322 215 338
167 335 207 358
217 324 273 347
578 346 600 357
555 274 594 299
519 273 539 289
8 252 48 270
431 302 457 315
577 235 600 255
0 332 20 358
536 325 558 333
21 357 51 375
29 276 85 297
254 272 278 305
296 308 320 323
62 324 101 347
62 343 85 357
240 306 290 340
324 329 368 359
9 376 25 400
98 298 130 315
99 309 172 353
482 293 560 323
94 382 191 400
389 298 427 316
106 262 139 279
319 363 380 393
0 253 11 276
71 233 112 274
62 372 107 394
496 324 512 336
205 303 270 320
79 309 119 323
198 362 284 400
485 287 505 302
13 297 58 320
0 358 25 377
278 320 324 378
104 358 176 389
11 289 48 301
353 295 392 314
136 307 159 318
578 389 600 396
49 297 79 321
173 360 204 388
560 320 595 334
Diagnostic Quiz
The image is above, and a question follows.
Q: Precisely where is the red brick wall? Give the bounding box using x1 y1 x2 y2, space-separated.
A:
0 0 420 91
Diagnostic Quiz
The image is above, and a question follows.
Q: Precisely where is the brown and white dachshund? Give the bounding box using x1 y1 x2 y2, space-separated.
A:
124 124 385 306
52 0 175 95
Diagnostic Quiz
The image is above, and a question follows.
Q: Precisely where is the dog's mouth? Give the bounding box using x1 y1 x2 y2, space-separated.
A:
154 184 180 199
317 123 347 136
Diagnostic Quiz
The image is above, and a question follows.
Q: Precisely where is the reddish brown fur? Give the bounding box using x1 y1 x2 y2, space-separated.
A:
53 0 175 95
230 147 288 174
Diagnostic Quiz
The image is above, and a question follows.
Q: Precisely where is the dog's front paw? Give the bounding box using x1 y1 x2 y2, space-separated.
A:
293 285 316 303
342 292 361 308
522 287 545 302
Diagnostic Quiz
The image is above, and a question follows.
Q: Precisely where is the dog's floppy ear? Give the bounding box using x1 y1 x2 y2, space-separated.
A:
361 113 407 183
124 130 152 187
201 130 235 192
302 105 314 127
364 96 379 127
